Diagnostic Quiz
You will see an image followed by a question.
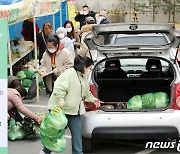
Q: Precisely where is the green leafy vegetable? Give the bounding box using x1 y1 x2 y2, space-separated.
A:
141 93 156 109
21 79 32 88
16 71 26 79
127 95 142 110
154 92 169 108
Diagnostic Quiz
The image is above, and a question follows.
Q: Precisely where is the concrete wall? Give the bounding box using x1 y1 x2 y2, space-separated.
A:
75 0 180 23
75 0 125 23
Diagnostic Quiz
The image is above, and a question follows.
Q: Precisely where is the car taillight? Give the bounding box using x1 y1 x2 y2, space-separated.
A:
172 83 180 110
84 84 98 111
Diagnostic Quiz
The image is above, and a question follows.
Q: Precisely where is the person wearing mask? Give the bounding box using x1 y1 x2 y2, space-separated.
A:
40 55 103 154
21 17 39 42
8 87 43 124
96 10 109 24
96 10 110 44
37 22 53 63
63 20 81 49
39 34 74 96
56 27 75 58
75 4 96 29
78 16 96 57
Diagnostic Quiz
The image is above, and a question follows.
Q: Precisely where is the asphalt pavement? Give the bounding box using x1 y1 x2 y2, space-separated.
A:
8 90 180 154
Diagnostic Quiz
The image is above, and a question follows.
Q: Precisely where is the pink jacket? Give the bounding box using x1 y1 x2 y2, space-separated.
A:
8 88 37 120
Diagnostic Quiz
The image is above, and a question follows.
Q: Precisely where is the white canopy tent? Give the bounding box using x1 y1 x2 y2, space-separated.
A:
0 0 67 102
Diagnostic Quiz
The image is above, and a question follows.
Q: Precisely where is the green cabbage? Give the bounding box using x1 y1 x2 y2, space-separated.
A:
23 70 36 80
40 122 65 139
154 92 169 108
16 71 26 79
21 79 32 88
40 108 67 153
8 119 25 141
42 109 68 130
141 93 156 109
41 135 66 153
127 95 142 110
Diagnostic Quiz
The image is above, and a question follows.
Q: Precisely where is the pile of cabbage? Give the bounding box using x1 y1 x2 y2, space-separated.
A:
127 92 169 110
40 107 68 153
16 70 44 99
8 116 42 141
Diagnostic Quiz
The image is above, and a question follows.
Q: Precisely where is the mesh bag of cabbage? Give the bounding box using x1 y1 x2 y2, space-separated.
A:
127 92 169 110
40 107 68 152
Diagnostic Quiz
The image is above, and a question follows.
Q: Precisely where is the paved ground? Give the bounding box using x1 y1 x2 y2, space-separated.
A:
8 90 180 154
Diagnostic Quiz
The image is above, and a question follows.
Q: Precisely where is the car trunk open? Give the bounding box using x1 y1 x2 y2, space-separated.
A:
92 57 175 111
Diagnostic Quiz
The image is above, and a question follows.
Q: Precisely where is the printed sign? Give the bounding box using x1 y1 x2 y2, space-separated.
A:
0 18 8 154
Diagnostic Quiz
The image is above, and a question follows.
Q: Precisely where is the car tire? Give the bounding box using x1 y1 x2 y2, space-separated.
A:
82 136 93 153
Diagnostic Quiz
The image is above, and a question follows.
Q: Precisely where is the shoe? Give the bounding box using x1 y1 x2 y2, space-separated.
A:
40 150 46 154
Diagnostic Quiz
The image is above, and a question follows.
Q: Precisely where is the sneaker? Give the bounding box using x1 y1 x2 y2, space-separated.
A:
40 150 46 154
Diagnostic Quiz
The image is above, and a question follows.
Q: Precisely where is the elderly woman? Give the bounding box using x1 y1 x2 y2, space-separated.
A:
40 34 74 96
56 27 75 58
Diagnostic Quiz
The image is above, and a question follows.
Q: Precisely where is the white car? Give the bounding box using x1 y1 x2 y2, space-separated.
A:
81 23 180 153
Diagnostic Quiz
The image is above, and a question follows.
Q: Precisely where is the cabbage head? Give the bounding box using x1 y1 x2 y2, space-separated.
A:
8 119 25 141
16 71 26 79
127 95 142 110
42 108 68 130
154 92 169 108
40 134 66 153
141 93 156 109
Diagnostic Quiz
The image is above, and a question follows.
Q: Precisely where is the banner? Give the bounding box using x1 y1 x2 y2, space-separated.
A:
0 0 62 25
0 18 8 154
35 0 61 17
67 0 79 28
0 0 36 24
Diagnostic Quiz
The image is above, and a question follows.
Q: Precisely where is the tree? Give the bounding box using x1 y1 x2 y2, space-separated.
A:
148 0 163 22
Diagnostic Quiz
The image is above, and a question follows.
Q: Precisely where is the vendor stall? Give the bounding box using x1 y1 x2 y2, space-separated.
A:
0 0 67 101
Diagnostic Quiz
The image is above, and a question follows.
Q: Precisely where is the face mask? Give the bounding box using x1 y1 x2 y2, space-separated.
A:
96 17 104 24
83 11 88 15
58 33 65 39
66 28 72 33
48 48 56 53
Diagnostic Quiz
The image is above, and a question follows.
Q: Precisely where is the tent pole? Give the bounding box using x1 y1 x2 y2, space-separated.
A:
8 27 13 76
60 0 62 26
53 14 55 33
66 0 68 20
33 15 40 103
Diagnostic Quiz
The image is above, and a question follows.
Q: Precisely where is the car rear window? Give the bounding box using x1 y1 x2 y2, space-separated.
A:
92 33 174 46
112 33 169 46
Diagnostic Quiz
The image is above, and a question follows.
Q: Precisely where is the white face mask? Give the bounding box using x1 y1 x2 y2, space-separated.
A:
48 48 56 53
58 33 65 39
83 11 88 15
66 28 72 33
96 16 104 24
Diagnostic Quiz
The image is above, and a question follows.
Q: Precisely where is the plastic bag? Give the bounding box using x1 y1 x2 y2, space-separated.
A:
8 118 25 141
40 134 66 153
40 107 68 153
127 92 169 110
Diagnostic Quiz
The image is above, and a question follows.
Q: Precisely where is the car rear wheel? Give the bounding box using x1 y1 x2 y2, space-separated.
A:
82 136 93 153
